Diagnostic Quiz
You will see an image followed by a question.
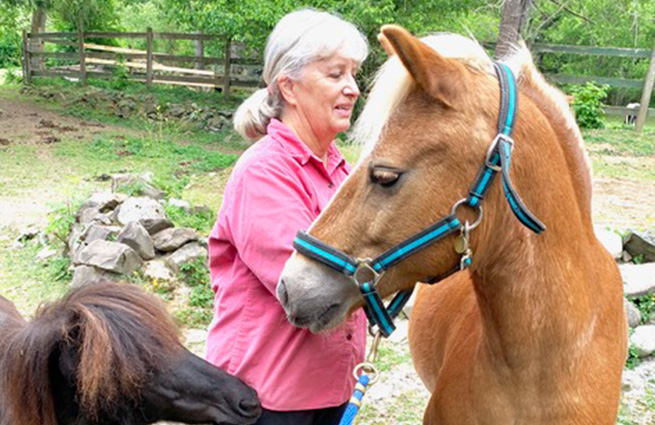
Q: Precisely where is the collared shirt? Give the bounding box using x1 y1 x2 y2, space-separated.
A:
206 119 366 410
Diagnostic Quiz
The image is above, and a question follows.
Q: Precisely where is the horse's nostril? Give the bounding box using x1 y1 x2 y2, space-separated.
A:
277 279 289 305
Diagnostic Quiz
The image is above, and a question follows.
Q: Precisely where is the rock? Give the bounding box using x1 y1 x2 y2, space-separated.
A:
622 251 633 263
116 197 168 227
82 224 120 244
81 191 124 212
75 240 143 274
142 217 174 234
197 236 208 249
389 319 409 344
143 260 176 282
36 246 57 261
630 325 655 358
153 228 198 252
117 221 155 260
16 225 39 242
594 226 623 259
168 198 191 211
67 223 85 254
625 298 642 328
71 265 119 288
166 242 207 272
623 231 655 263
620 263 655 297
112 174 165 200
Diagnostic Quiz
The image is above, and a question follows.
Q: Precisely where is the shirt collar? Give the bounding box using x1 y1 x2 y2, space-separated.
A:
267 119 347 173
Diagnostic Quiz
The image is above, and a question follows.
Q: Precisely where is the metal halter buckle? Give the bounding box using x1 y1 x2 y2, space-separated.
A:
485 133 514 172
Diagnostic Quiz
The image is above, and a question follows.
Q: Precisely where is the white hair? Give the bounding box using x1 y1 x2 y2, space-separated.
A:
234 9 369 140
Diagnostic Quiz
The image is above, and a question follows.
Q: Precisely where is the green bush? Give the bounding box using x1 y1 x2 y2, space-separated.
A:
570 82 610 129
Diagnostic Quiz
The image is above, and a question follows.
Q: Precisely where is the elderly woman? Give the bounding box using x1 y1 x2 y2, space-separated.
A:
205 9 369 425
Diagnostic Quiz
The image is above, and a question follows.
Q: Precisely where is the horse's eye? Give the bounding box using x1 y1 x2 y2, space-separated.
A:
370 167 402 187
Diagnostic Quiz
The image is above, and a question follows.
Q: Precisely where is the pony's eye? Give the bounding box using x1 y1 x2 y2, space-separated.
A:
370 167 402 187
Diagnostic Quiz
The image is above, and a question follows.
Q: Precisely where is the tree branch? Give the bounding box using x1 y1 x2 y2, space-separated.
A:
548 0 593 24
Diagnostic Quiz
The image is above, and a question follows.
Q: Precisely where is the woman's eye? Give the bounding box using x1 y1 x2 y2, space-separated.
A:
370 168 402 187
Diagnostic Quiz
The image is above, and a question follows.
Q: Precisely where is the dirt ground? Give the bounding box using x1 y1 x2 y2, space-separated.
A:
0 97 130 229
1 96 654 232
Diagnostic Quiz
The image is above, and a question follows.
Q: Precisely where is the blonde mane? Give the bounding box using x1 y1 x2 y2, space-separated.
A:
350 34 591 189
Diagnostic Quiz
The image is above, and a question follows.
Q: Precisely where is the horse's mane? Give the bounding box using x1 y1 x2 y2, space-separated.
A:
351 34 593 216
1 282 182 425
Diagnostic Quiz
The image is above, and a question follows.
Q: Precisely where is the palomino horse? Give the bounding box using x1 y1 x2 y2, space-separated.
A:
278 25 627 424
0 282 261 425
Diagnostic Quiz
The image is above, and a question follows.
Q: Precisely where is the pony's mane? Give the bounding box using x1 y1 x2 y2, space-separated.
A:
1 282 182 425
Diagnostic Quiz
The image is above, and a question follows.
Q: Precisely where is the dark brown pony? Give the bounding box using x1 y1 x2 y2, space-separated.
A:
0 282 260 425
278 25 626 424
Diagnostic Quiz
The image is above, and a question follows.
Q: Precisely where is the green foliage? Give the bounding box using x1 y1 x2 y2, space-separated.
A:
633 293 655 324
111 63 130 90
164 204 215 233
177 259 214 326
45 199 82 249
570 82 609 129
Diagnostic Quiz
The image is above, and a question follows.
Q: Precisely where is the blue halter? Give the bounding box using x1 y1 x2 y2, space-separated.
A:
293 62 545 337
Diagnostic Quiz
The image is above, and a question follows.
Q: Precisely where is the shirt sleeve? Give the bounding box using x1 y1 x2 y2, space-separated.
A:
227 157 316 295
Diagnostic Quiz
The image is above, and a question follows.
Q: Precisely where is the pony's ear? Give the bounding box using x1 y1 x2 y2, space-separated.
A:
380 24 462 107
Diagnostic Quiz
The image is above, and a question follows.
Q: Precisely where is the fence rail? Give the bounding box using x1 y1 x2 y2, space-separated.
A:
22 29 262 95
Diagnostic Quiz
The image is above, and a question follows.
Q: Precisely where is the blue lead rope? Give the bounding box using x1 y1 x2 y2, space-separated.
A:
339 374 370 425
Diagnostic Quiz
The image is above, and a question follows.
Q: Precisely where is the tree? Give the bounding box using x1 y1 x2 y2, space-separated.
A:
496 0 533 58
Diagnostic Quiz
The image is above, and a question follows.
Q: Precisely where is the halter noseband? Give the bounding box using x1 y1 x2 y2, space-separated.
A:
293 62 546 337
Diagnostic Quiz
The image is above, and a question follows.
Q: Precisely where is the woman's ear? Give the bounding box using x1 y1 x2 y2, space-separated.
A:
277 75 298 106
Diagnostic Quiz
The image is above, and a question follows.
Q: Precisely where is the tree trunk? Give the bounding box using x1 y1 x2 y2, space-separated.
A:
194 31 205 70
30 6 47 71
496 0 533 59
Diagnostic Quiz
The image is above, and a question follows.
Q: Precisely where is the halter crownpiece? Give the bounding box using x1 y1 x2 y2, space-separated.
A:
293 62 545 338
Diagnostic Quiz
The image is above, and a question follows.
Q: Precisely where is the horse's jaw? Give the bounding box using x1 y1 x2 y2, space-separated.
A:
278 253 361 333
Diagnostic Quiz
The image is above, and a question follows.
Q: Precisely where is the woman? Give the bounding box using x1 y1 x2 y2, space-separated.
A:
206 9 369 425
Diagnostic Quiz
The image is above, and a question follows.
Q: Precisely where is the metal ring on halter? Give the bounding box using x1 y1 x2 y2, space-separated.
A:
353 362 380 385
353 260 382 287
450 198 483 230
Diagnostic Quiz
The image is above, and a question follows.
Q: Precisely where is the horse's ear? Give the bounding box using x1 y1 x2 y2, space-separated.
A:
380 24 460 107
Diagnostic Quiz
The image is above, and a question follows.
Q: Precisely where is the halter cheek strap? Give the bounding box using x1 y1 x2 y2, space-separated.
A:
292 62 545 337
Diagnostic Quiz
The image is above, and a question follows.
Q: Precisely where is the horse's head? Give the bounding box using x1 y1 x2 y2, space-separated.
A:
1 282 260 425
278 25 581 333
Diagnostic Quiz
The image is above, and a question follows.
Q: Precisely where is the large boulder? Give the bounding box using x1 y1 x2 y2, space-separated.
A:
625 298 643 328
116 197 168 227
624 231 655 263
117 221 155 260
71 265 120 288
594 226 623 259
621 263 655 297
153 227 198 252
166 242 207 272
75 240 143 274
112 173 165 200
630 325 655 358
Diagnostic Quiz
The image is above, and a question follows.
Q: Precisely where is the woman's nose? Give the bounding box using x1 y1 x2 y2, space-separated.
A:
343 75 360 97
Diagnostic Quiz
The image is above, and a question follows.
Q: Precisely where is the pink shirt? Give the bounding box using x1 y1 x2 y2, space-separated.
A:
206 119 366 411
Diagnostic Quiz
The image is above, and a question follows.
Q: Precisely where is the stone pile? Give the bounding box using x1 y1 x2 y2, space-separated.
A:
67 177 209 288
19 86 234 133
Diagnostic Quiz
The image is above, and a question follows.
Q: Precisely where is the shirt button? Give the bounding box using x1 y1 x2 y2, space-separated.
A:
328 183 334 188
346 334 352 341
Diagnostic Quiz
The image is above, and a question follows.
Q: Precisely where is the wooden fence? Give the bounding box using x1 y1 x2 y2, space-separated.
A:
21 29 262 96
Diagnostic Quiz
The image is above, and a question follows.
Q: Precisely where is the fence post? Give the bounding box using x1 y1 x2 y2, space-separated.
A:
78 27 87 86
635 37 655 133
195 31 205 70
146 27 154 89
223 38 232 98
22 30 31 85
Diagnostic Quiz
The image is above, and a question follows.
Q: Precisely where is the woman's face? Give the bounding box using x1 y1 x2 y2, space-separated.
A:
284 53 361 142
